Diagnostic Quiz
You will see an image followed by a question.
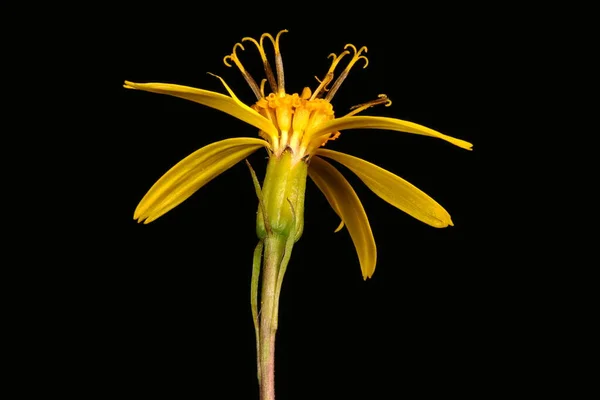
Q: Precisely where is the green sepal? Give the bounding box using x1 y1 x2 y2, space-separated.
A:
246 160 272 235
256 150 307 241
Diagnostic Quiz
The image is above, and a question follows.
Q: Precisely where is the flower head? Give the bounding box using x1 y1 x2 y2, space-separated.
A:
126 30 472 279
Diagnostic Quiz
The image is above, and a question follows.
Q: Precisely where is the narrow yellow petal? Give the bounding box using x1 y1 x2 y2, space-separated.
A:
316 148 453 228
124 80 278 138
308 115 473 150
305 159 345 233
135 137 268 223
308 156 376 279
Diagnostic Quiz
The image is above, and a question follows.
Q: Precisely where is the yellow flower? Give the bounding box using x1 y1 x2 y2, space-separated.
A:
126 30 472 279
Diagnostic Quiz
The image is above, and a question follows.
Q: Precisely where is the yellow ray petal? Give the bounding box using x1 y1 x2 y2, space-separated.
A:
308 115 473 150
124 80 278 138
308 156 376 279
303 156 345 233
135 137 268 223
316 148 453 228
306 172 345 233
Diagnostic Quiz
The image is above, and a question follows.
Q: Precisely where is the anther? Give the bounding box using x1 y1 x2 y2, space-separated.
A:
311 51 351 100
325 44 369 101
223 42 262 99
242 36 278 94
260 30 288 96
311 73 333 99
344 94 392 117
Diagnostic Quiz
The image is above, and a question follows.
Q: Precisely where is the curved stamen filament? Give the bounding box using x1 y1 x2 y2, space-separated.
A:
325 44 369 101
311 51 351 100
223 42 262 99
344 94 392 117
242 36 278 94
312 75 331 96
312 75 332 98
260 30 288 96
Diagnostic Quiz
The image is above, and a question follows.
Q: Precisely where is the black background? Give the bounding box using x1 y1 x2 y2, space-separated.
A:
82 5 536 399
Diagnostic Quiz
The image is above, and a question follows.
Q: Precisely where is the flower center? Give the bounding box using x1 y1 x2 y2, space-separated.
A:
223 30 390 162
252 92 338 162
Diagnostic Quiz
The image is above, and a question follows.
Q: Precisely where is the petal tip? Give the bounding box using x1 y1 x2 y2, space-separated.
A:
362 261 376 280
434 219 453 228
458 139 474 151
123 80 136 89
133 206 144 221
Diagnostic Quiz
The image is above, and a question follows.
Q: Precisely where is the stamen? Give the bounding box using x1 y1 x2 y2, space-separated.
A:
298 107 334 155
261 30 288 96
325 44 369 101
259 78 267 97
314 76 328 89
242 36 278 94
252 99 280 149
344 94 392 117
223 42 262 99
312 74 332 96
311 51 351 100
274 30 287 95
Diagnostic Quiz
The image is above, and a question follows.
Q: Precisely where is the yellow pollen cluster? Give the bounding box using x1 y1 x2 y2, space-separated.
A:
252 92 338 161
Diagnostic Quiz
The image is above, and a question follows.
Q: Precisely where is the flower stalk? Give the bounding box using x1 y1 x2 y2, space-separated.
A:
258 235 285 400
250 150 308 399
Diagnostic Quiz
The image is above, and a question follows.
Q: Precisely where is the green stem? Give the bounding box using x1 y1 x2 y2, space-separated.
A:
259 235 286 400
249 150 308 399
251 240 264 382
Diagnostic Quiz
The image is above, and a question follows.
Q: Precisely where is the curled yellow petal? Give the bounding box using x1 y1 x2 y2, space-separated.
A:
308 115 473 150
316 148 453 228
308 156 376 279
124 80 278 138
135 137 268 223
